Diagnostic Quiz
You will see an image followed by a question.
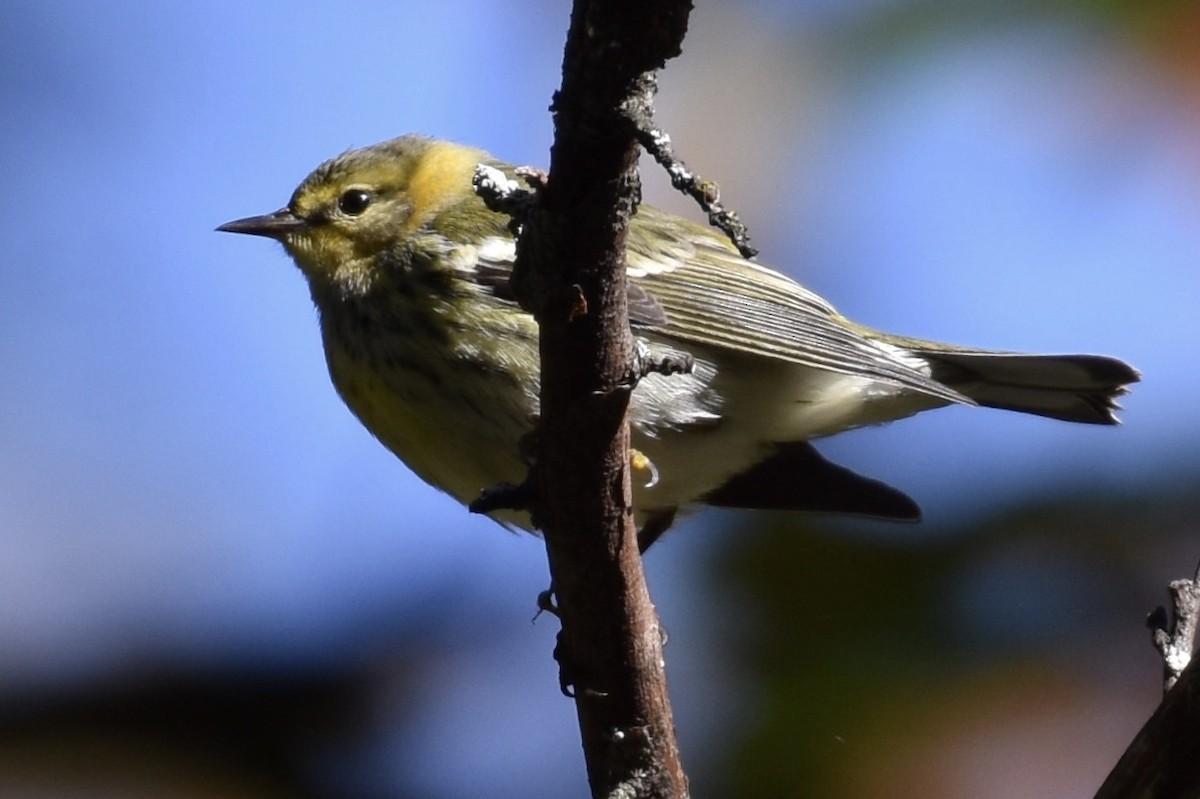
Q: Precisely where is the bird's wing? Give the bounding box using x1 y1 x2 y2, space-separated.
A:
465 208 970 407
703 441 921 520
626 210 971 405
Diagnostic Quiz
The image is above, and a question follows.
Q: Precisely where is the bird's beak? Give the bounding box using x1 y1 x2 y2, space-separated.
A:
216 208 307 240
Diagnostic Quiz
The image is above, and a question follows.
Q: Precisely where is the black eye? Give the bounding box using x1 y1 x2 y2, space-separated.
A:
337 188 372 216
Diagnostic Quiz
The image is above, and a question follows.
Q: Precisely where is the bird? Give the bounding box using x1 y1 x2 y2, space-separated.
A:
218 134 1139 546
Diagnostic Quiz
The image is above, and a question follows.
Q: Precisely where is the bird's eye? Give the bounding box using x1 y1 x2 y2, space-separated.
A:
337 189 373 216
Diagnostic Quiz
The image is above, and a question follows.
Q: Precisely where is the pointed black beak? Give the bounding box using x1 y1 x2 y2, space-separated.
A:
216 208 307 240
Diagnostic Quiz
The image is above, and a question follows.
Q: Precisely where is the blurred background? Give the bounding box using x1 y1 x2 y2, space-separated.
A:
2 0 1198 796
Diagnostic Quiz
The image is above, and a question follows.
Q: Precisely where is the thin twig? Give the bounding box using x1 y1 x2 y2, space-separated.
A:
473 164 544 236
630 119 758 259
1147 559 1200 693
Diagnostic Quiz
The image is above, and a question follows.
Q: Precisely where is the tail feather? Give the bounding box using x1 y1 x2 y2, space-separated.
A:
912 349 1140 425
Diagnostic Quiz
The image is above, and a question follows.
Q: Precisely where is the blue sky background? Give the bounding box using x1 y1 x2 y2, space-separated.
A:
1 1 1197 796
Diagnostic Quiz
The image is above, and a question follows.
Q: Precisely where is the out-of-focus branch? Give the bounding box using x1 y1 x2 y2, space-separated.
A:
1148 560 1200 692
1093 563 1200 799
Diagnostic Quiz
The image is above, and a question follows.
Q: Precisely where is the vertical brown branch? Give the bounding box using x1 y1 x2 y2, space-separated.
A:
509 1 693 796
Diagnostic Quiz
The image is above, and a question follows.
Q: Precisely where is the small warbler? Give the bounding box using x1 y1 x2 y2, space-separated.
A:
219 135 1138 539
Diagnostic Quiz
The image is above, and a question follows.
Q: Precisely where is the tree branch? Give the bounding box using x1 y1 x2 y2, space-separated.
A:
633 124 756 259
1093 563 1200 799
501 1 694 796
1148 560 1200 693
1093 656 1200 798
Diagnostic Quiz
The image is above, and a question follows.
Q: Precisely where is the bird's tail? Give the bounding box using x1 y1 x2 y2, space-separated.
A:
907 347 1140 424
